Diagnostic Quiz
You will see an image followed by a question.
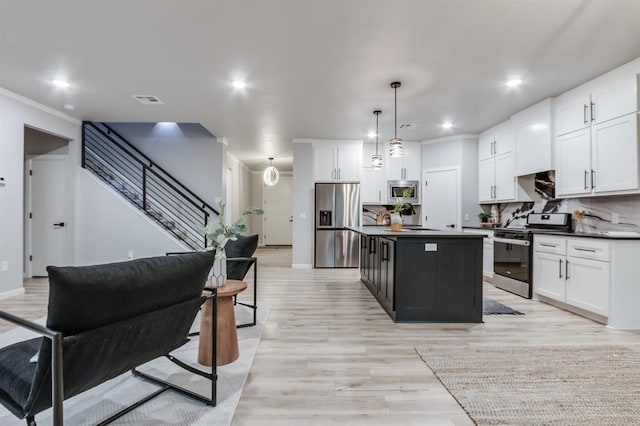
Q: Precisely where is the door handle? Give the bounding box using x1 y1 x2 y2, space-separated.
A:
591 169 595 189
590 102 595 122
565 259 570 279
559 259 563 279
583 104 588 124
584 170 588 190
53 222 65 227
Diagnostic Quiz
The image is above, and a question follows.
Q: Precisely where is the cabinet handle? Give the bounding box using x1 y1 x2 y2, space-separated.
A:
559 259 563 279
590 102 595 122
591 169 595 189
574 247 597 253
583 104 588 124
338 168 341 180
565 259 570 279
584 170 588 190
540 243 557 248
369 237 376 254
381 242 389 261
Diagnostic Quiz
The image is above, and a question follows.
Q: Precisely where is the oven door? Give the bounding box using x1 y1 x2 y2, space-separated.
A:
493 237 531 283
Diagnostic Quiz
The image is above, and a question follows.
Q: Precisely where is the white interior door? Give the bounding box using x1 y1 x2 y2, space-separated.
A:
30 157 68 276
264 176 293 245
422 168 459 231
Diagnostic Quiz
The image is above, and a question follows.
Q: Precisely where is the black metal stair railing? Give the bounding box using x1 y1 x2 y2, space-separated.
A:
82 121 219 250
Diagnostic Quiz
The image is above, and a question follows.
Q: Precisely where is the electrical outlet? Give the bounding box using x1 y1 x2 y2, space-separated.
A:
127 250 134 260
464 213 470 221
1 261 8 272
611 212 620 224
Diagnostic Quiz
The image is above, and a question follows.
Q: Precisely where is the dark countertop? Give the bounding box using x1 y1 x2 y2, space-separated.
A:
530 229 640 240
351 226 484 238
462 226 640 240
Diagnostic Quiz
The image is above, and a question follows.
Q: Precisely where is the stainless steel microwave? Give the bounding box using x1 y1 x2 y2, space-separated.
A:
388 180 420 204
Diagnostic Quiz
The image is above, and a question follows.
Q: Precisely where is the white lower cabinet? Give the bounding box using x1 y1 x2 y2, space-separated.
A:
534 251 566 301
463 229 494 279
565 256 610 317
534 235 611 320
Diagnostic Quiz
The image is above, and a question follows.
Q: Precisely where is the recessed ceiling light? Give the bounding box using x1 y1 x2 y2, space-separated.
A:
232 80 246 89
442 121 453 129
63 104 75 110
52 79 70 88
505 79 522 88
367 132 377 139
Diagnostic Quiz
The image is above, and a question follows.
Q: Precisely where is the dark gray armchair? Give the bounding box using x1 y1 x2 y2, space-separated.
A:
0 252 216 426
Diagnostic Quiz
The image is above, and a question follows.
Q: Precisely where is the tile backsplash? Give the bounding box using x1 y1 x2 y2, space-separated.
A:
499 194 640 233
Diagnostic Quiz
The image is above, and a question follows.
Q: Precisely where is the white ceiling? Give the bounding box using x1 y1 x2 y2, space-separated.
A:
2 0 640 172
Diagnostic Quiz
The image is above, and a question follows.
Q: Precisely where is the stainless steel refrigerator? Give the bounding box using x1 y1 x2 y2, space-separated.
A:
314 182 360 268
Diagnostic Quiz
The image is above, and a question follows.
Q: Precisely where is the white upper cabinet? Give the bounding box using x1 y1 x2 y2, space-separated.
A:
591 75 638 125
591 113 638 193
313 142 362 182
554 90 591 136
512 98 553 176
556 74 637 137
385 141 422 181
554 68 640 198
336 144 362 181
361 143 386 203
555 128 591 196
477 120 515 203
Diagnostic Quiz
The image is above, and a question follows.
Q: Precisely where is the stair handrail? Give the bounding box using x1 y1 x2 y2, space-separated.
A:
83 121 220 216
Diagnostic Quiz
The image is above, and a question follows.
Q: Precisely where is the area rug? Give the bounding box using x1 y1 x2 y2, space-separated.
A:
483 297 524 315
0 303 269 426
416 345 640 425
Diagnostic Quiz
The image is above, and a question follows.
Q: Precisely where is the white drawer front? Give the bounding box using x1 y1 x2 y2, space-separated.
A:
567 238 611 262
534 235 567 255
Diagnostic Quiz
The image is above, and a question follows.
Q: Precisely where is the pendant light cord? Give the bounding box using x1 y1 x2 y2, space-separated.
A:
394 85 397 139
375 111 379 155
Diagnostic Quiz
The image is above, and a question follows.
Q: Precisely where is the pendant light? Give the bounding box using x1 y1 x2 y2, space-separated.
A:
371 110 383 169
263 157 279 186
389 81 404 158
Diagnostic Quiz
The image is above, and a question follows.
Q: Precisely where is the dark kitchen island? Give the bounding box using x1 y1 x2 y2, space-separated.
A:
352 226 484 323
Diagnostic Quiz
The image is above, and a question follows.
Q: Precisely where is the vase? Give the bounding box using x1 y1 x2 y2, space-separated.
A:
210 247 227 287
390 212 403 231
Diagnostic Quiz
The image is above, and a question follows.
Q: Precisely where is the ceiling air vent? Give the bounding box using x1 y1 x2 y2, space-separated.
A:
398 123 417 130
132 95 164 105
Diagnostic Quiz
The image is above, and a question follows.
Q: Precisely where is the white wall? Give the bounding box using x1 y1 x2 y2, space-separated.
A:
422 134 481 228
225 152 254 233
75 170 188 265
107 122 224 207
291 141 314 267
0 88 81 296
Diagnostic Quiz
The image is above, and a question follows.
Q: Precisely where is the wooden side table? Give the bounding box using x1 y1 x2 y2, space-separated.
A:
198 279 248 366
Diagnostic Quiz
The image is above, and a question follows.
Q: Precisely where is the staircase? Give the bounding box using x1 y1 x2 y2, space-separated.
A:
82 121 219 250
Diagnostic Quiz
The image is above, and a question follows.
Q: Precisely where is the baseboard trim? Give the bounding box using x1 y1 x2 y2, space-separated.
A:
291 264 312 269
0 287 25 301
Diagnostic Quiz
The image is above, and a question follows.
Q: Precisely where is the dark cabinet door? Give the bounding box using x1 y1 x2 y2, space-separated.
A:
367 236 378 292
359 235 368 282
378 238 395 312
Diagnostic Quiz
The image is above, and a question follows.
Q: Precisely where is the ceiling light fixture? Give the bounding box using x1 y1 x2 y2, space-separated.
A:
367 131 376 139
442 121 453 129
389 81 404 158
263 157 279 186
371 110 383 170
232 80 247 89
505 78 522 88
52 79 70 88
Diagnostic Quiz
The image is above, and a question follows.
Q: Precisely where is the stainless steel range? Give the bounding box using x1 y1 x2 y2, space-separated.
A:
493 213 572 298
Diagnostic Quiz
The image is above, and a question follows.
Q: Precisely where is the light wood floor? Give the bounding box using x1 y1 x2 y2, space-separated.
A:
3 247 640 425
